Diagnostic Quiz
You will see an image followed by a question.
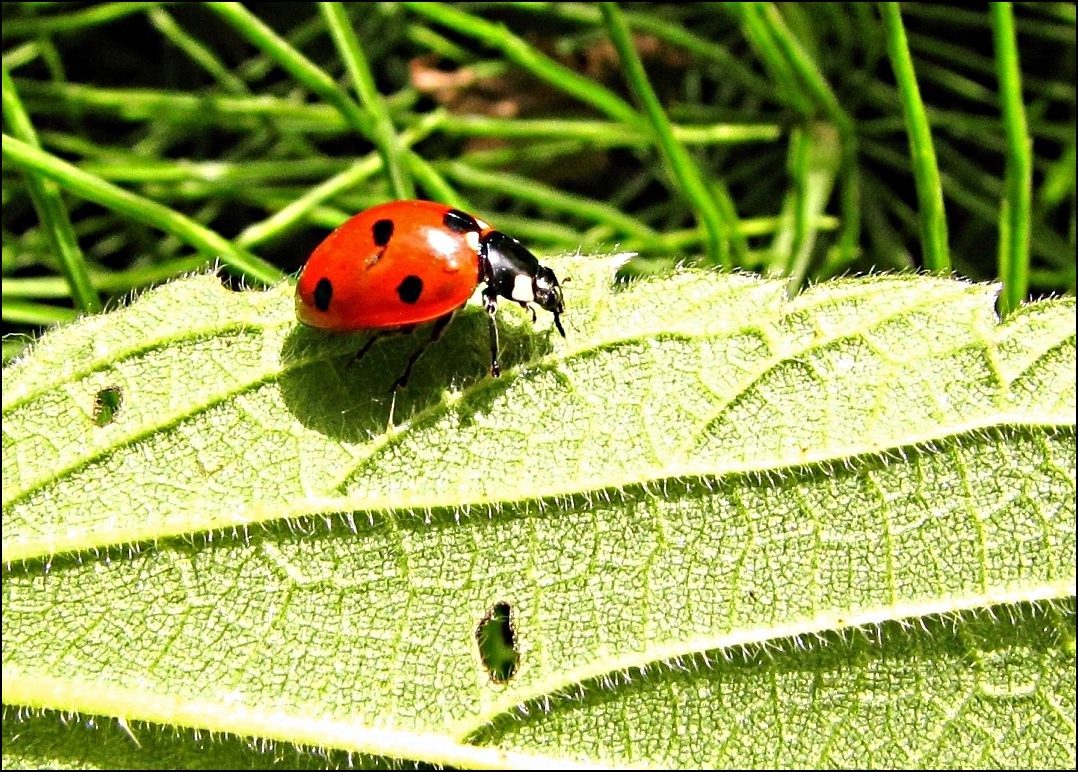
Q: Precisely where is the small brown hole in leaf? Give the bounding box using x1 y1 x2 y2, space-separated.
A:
476 602 518 684
93 386 123 427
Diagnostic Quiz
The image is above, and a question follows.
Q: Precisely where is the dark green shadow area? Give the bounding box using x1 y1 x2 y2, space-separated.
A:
278 306 559 443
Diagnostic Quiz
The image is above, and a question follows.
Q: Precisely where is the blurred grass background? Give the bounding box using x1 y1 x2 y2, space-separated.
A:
2 2 1075 362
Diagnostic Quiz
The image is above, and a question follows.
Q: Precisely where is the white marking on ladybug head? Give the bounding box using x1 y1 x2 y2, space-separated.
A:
465 231 481 252
511 274 535 303
475 218 490 230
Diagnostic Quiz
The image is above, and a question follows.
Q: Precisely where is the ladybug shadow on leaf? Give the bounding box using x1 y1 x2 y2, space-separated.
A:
278 308 555 442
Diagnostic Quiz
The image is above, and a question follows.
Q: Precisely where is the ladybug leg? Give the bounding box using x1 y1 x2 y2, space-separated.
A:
391 312 455 391
483 291 502 377
350 329 396 366
519 300 565 337
552 311 566 338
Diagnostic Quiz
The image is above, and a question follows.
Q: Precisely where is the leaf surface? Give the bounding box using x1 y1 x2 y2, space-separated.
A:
3 258 1075 768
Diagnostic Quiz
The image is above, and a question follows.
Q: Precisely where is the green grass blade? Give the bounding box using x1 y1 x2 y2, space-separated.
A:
599 2 734 268
146 8 249 94
753 3 862 274
2 40 39 71
726 2 813 117
2 258 212 300
205 2 373 138
439 160 661 243
879 2 951 273
438 114 782 147
401 2 643 128
773 123 842 295
991 3 1033 315
406 153 467 209
0 2 159 38
235 112 444 249
2 134 282 285
1040 138 1075 209
497 1 774 96
2 299 80 326
2 66 102 314
13 80 352 133
319 2 414 200
757 3 853 135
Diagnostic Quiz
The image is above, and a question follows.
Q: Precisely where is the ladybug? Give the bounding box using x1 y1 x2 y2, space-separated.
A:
296 200 565 388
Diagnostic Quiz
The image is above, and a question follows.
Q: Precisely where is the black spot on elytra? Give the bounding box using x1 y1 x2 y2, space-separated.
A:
372 218 394 246
93 386 123 427
313 277 333 311
476 602 518 684
444 209 479 233
397 275 423 304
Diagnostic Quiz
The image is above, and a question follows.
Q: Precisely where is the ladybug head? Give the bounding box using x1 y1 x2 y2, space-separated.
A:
532 264 565 337
481 231 566 338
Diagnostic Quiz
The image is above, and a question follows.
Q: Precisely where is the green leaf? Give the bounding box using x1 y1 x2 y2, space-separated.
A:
3 256 1075 769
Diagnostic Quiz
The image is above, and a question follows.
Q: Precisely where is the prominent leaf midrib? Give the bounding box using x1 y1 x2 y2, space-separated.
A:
315 420 1076 515
4 423 1070 565
0 673 603 771
4 295 1071 534
453 581 1077 742
5 272 1073 559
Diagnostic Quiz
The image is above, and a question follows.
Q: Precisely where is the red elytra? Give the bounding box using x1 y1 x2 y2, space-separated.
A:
295 199 564 384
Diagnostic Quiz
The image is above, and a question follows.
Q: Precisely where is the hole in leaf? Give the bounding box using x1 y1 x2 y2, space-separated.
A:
93 386 123 427
476 602 518 684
